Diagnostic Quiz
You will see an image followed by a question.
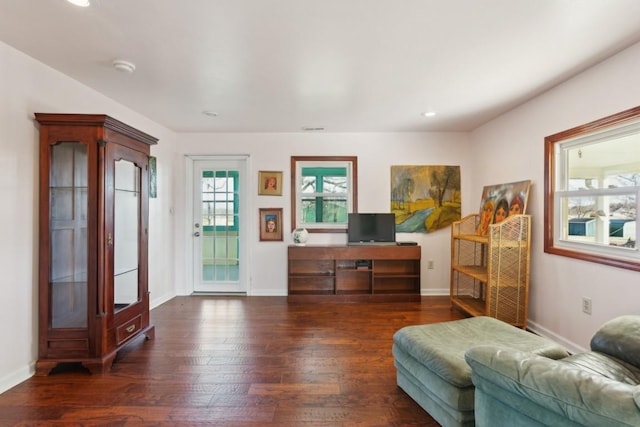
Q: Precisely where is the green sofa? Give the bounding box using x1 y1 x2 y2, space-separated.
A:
392 316 568 427
465 315 640 427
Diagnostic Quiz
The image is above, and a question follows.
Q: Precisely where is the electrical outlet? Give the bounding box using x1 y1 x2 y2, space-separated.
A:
582 297 592 315
427 260 434 269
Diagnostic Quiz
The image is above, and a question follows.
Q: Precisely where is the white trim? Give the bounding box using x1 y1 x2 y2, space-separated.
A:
184 154 251 295
527 320 585 355
0 363 33 394
294 159 354 229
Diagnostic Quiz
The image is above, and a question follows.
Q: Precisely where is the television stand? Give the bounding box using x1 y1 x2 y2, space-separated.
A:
287 245 421 301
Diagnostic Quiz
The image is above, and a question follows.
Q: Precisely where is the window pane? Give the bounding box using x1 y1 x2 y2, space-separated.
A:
301 198 317 222
607 173 640 188
322 197 348 222
568 178 599 191
322 176 347 193
201 172 237 229
302 176 316 193
560 194 636 248
214 176 231 192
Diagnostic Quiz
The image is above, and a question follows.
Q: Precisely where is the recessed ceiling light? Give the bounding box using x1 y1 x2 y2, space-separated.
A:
421 111 437 118
202 111 219 117
112 59 136 73
67 0 90 6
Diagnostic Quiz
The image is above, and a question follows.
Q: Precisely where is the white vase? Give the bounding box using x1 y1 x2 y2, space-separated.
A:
292 228 309 246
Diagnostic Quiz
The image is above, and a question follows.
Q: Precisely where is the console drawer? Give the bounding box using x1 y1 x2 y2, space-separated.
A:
116 315 142 345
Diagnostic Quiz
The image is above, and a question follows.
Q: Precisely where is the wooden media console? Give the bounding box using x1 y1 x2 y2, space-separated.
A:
287 245 421 301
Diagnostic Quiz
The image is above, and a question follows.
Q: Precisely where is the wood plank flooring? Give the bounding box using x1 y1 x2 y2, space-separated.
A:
0 296 466 426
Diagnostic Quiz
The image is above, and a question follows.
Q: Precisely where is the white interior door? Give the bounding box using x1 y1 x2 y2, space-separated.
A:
192 157 247 293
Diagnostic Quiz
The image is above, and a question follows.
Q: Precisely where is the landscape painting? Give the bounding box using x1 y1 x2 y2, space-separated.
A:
391 165 461 233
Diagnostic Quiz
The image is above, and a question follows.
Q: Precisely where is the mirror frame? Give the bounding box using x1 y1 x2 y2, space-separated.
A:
290 155 358 233
544 105 640 271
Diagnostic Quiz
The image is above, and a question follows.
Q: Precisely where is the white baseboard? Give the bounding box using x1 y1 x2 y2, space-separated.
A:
150 291 176 310
421 289 450 296
527 319 587 354
248 289 287 296
0 362 34 394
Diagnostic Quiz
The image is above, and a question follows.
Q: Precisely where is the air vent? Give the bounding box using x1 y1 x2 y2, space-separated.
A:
301 126 325 131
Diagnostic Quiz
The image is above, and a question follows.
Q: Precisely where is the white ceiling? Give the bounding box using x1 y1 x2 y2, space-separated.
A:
2 0 640 133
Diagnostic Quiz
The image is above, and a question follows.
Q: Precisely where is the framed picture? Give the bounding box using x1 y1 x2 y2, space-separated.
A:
476 179 531 236
259 208 283 241
149 156 157 198
258 171 283 196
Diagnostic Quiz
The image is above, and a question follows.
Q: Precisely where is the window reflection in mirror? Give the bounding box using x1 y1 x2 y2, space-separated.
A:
291 156 357 233
545 105 640 270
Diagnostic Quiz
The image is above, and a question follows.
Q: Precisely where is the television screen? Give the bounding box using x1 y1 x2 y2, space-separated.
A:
347 213 396 245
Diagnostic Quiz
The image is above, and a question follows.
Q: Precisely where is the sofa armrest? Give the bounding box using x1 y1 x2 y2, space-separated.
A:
591 315 640 368
466 345 640 427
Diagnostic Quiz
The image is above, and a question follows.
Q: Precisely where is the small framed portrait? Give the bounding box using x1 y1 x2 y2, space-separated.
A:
259 208 283 241
258 171 283 196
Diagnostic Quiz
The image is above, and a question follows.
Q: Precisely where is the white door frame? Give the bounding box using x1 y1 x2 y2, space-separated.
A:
185 155 250 294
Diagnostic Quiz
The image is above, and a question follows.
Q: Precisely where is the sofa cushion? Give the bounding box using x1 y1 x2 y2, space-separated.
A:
466 345 640 427
559 351 640 385
393 343 476 411
634 386 640 411
591 315 640 368
392 316 568 388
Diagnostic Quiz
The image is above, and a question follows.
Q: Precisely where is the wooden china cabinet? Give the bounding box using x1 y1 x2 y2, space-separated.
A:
35 113 157 375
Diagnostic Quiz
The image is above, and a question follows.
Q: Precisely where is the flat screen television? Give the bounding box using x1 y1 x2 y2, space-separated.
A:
347 213 396 245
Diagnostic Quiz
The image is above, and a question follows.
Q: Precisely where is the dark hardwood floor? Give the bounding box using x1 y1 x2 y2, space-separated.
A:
0 296 465 426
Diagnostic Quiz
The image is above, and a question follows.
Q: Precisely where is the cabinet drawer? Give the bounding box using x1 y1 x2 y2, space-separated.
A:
116 315 142 345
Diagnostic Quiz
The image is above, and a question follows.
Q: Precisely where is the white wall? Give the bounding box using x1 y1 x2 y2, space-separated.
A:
0 41 177 392
471 41 640 352
173 132 472 296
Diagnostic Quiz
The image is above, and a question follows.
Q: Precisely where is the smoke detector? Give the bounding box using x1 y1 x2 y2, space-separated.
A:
112 60 136 73
67 0 90 6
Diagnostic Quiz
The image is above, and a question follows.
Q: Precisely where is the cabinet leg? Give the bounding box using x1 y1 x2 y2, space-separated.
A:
83 354 116 375
144 324 155 341
34 360 58 376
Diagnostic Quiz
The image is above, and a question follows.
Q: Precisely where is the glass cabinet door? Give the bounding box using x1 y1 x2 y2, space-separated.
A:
49 142 88 329
113 159 141 311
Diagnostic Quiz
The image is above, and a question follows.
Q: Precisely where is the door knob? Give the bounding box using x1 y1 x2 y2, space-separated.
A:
193 232 200 237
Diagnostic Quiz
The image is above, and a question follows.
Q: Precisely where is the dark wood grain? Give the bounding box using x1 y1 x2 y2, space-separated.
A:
35 114 156 376
1 296 465 426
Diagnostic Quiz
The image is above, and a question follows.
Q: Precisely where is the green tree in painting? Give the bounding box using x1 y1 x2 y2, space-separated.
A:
393 178 414 211
429 166 460 207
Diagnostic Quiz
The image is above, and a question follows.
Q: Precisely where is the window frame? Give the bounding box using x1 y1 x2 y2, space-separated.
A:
544 105 640 271
290 156 358 233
